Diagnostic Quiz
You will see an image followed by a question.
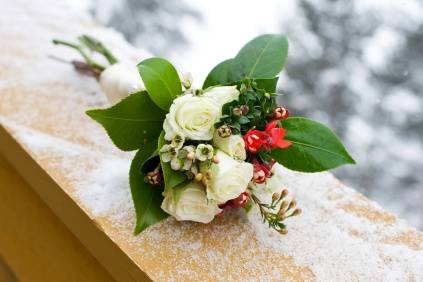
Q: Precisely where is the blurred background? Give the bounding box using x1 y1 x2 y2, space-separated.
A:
74 0 423 229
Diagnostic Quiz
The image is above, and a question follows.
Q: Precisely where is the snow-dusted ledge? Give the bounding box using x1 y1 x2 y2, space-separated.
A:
0 0 422 281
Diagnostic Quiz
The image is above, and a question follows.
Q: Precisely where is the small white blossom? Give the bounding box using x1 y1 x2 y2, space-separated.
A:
171 133 185 149
171 158 183 170
195 144 214 161
160 144 178 163
179 145 195 170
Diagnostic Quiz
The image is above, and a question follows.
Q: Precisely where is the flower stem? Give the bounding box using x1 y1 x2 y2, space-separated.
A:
52 39 106 71
78 35 118 65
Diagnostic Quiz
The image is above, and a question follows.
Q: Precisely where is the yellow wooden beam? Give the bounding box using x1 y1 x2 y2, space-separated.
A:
0 125 152 282
0 154 116 282
0 256 17 282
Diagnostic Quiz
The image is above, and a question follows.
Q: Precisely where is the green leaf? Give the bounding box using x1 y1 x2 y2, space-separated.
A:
238 116 250 124
203 59 235 89
130 142 169 234
137 57 181 111
232 34 289 80
158 132 187 191
271 117 355 172
86 91 166 151
255 77 279 93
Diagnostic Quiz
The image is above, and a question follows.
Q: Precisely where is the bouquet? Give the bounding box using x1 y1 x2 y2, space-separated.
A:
53 34 355 234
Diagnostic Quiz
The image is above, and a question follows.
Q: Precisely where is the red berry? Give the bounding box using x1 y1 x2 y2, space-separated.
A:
272 107 289 120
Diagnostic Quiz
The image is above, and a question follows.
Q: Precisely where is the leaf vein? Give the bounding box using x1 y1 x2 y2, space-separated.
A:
247 37 273 77
290 140 349 161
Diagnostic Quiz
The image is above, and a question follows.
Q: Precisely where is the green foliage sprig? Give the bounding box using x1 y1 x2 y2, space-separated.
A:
251 190 301 234
215 79 278 135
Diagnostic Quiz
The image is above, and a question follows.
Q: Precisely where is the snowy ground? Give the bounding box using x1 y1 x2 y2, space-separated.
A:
71 0 423 230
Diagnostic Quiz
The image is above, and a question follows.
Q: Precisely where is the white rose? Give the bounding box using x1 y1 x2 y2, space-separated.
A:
213 131 246 161
163 94 221 141
161 182 221 223
99 63 144 104
251 163 285 203
207 151 253 203
202 86 240 108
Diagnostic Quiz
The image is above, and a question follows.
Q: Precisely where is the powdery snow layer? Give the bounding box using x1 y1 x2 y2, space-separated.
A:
1 0 423 281
4 119 423 281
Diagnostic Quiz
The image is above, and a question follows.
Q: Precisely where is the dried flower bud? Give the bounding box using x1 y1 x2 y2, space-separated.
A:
144 169 162 186
232 107 242 117
195 173 203 182
279 228 288 235
240 105 249 115
292 208 302 216
281 189 289 198
280 200 289 211
217 125 232 138
277 208 285 220
288 200 297 210
272 192 280 202
212 155 220 164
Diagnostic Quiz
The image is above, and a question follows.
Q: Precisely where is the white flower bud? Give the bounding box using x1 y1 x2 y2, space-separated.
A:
181 72 193 89
99 63 144 104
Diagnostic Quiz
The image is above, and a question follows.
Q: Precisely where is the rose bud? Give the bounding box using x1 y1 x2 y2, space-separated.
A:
271 106 289 120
